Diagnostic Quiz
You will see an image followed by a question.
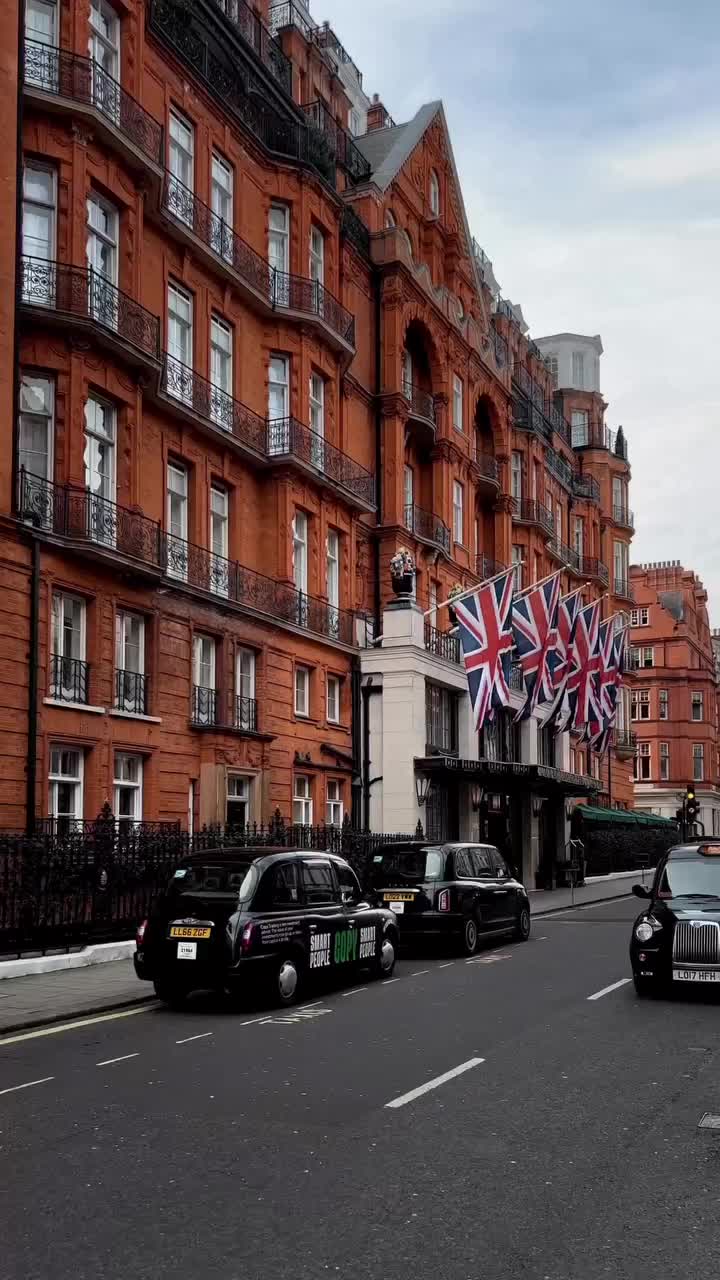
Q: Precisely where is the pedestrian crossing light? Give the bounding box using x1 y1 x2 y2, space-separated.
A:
685 785 699 825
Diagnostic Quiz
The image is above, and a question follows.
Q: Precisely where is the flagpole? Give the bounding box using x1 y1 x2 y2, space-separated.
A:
427 563 522 619
561 582 590 602
513 568 561 600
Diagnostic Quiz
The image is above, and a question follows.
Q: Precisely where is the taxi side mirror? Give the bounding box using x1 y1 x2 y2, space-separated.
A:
632 884 651 899
341 890 358 905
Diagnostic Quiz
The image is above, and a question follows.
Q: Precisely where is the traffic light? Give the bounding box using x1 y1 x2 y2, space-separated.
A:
686 785 699 825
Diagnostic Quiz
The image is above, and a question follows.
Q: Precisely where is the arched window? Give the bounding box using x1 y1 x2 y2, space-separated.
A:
429 170 440 216
385 209 395 228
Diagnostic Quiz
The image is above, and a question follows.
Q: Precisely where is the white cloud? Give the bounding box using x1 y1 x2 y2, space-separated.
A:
606 127 720 189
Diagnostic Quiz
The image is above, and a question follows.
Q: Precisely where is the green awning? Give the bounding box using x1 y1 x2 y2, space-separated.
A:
576 806 678 829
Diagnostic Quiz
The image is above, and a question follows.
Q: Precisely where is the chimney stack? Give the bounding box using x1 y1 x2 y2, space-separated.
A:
367 93 389 132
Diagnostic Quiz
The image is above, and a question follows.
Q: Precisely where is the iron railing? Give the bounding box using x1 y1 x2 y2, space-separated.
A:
493 329 509 369
269 4 365 91
402 379 436 425
572 472 601 502
512 498 555 536
18 472 356 645
545 448 573 489
547 539 580 570
613 729 637 757
544 399 571 445
614 578 634 602
191 685 219 727
115 670 148 715
424 624 460 665
472 449 500 484
50 654 89 705
162 175 271 295
20 257 161 362
476 554 506 580
573 422 630 461
580 557 609 587
162 354 268 454
302 100 371 183
267 416 375 506
211 0 292 93
0 809 419 956
613 506 635 530
274 269 355 345
341 205 371 258
23 41 164 166
235 696 258 732
404 503 451 555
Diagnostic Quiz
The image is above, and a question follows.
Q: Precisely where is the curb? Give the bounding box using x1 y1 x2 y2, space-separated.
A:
0 940 136 981
532 887 634 918
0 993 156 1038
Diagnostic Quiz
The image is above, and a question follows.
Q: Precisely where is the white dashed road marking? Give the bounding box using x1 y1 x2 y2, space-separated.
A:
96 1053 140 1067
176 1032 214 1045
385 1057 485 1109
587 979 632 1001
0 1076 55 1097
410 970 430 977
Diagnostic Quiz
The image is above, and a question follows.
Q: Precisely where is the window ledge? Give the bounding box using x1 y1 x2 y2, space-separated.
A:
43 698 105 715
109 709 162 724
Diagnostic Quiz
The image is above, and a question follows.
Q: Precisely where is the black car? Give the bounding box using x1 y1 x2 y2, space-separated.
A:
135 848 399 1007
368 841 531 955
630 841 720 996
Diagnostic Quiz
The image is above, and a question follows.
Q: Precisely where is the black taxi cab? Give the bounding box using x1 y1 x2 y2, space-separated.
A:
368 840 531 955
134 848 399 1007
630 840 720 995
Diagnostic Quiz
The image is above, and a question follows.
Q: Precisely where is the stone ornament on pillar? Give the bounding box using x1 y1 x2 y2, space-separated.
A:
447 582 465 628
390 547 416 598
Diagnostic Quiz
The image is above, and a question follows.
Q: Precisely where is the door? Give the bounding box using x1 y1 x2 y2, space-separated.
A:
336 862 382 968
300 860 346 976
453 847 499 934
487 848 517 929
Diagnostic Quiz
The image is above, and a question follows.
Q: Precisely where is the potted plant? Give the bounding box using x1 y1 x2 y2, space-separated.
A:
390 547 415 597
448 582 464 627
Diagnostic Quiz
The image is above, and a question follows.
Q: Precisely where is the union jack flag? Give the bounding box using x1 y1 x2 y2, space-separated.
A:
568 601 602 736
587 619 617 748
511 574 561 719
589 626 628 753
453 569 516 732
540 591 581 729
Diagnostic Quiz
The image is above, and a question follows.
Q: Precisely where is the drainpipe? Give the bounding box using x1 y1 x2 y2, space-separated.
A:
350 654 362 829
373 269 382 635
362 677 378 831
26 534 40 835
11 3 24 507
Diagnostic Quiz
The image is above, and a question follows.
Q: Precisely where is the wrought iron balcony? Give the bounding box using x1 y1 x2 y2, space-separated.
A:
574 422 630 462
472 449 500 486
50 654 89 705
402 379 436 428
115 670 148 716
547 538 580 571
545 448 573 490
341 205 371 259
161 355 268 456
23 41 163 169
493 329 509 370
404 503 451 555
544 399 571 445
572 472 601 502
424 624 460 665
512 361 544 409
18 471 356 645
160 177 354 348
267 416 375 509
579 557 610 587
476 554 506 580
613 577 635 602
191 685 219 727
235 696 258 732
613 729 637 761
302 100 371 184
613 506 635 531
19 257 161 365
269 0 316 41
211 0 292 94
513 393 551 441
512 498 555 537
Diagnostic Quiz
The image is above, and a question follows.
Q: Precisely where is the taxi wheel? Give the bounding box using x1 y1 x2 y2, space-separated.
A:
372 934 397 980
460 917 479 956
514 907 531 942
274 955 302 1006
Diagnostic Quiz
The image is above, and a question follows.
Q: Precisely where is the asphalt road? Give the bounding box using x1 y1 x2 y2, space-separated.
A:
3 896 720 1280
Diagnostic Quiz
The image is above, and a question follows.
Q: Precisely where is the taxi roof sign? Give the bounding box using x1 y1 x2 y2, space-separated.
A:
698 844 720 856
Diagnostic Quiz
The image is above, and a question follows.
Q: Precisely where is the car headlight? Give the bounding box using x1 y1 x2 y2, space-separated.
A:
635 920 655 943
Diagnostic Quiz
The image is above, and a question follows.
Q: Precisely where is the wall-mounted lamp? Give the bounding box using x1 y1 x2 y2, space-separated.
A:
532 796 545 818
470 783 484 811
415 774 432 806
565 799 576 820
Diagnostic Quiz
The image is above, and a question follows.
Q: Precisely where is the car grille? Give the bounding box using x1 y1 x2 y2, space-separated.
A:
672 921 720 965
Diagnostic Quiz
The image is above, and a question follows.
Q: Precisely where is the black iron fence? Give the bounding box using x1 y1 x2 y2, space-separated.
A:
0 810 418 957
115 669 148 715
50 654 89 705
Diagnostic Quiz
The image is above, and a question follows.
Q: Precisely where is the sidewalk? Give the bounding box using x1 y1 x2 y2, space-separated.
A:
0 870 648 1036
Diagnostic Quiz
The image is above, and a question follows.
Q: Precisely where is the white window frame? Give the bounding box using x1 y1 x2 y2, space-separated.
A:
453 481 464 545
349 108 361 136
631 607 649 627
113 753 143 826
692 691 704 722
327 674 341 724
89 0 120 78
659 742 669 782
295 665 310 717
429 170 440 217
614 539 629 592
51 593 87 703
115 610 145 712
570 409 588 448
693 743 704 783
210 315 233 426
84 394 116 545
573 516 584 559
326 779 343 827
193 633 216 726
511 452 522 501
22 164 56 303
166 283 193 402
659 689 668 720
269 202 290 303
166 461 188 580
309 371 325 468
168 108 194 220
235 647 256 730
635 742 651 782
293 510 308 595
512 544 524 589
452 374 463 432
309 224 324 285
48 746 84 828
210 151 233 261
18 372 54 485
293 774 312 825
227 774 251 826
631 689 650 722
403 465 414 523
572 351 585 389
209 483 229 596
267 354 289 454
26 0 58 51
326 528 339 618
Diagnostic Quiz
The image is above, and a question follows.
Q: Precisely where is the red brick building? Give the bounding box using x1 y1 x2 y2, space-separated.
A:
629 561 720 834
0 0 635 855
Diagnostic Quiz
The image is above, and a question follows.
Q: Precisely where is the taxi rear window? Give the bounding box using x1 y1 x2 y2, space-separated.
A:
169 861 255 896
370 846 445 884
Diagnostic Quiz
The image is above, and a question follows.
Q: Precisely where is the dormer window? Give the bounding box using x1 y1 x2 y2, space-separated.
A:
429 170 440 216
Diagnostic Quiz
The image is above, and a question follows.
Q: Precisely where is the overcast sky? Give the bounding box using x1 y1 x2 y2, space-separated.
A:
321 0 720 617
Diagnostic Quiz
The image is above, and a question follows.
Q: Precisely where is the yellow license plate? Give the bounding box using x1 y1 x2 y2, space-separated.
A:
169 926 211 939
383 893 416 902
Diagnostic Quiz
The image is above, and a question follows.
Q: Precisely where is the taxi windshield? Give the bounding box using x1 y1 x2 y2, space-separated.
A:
370 846 445 884
659 857 720 899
